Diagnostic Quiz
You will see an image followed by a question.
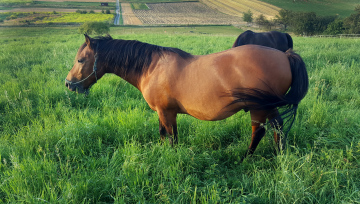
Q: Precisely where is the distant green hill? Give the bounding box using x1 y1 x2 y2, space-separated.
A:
260 0 359 17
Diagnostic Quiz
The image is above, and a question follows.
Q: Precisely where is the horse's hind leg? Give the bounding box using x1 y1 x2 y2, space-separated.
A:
244 110 267 158
159 120 167 142
267 108 285 151
157 110 178 146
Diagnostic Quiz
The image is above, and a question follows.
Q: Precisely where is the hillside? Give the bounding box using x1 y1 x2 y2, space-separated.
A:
260 0 359 17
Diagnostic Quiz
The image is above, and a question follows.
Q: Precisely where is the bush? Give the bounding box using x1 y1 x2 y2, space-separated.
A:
78 22 110 35
6 14 18 20
76 9 87 14
89 10 95 14
105 9 111 14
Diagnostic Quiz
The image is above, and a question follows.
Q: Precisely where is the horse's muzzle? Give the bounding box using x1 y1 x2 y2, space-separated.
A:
65 80 87 94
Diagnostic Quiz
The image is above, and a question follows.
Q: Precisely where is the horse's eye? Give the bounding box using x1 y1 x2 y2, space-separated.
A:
78 59 85 63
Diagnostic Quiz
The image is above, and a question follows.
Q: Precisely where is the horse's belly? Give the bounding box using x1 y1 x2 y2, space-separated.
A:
180 97 244 121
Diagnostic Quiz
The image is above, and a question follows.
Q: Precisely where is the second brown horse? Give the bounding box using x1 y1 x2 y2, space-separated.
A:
65 35 308 159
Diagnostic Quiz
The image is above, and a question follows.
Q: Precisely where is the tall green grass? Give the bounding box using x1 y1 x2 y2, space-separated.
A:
0 26 359 203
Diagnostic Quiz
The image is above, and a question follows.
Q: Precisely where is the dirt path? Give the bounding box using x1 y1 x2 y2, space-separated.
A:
121 3 142 25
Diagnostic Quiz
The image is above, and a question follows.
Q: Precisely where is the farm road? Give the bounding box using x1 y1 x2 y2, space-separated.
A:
114 0 120 25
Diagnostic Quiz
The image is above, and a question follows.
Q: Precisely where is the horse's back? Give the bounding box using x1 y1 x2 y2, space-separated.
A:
220 45 291 91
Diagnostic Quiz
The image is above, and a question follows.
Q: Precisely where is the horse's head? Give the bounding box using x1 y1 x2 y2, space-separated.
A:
65 34 101 94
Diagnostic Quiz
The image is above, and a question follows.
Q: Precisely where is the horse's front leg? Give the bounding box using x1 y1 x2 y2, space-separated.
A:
157 110 178 146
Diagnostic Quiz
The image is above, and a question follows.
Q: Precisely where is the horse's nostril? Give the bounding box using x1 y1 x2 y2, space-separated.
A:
65 81 71 88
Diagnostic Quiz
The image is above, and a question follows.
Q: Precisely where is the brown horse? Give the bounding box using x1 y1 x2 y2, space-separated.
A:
233 30 293 52
65 34 308 159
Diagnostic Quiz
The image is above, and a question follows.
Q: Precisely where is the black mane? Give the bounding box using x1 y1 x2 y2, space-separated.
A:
92 35 193 76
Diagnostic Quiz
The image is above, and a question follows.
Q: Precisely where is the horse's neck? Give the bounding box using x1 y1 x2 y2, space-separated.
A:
112 67 141 89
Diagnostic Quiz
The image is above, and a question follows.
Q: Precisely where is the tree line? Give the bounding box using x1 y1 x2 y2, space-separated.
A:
243 5 360 36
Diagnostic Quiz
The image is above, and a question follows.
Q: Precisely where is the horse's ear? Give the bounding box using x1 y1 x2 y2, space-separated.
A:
84 34 94 50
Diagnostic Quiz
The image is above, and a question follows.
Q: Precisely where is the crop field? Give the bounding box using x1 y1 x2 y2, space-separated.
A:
1 26 360 203
133 2 244 25
42 12 114 23
0 12 113 25
201 0 280 19
36 0 115 2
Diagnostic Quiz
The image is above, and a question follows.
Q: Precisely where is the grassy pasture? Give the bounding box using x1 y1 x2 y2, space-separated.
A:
0 26 360 203
260 0 359 17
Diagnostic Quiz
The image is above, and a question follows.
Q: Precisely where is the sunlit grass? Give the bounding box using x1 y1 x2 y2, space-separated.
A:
0 26 359 203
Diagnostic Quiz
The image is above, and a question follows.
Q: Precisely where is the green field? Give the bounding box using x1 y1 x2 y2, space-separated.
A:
27 1 114 9
0 12 114 25
0 26 360 203
42 13 114 23
29 1 116 9
261 0 359 17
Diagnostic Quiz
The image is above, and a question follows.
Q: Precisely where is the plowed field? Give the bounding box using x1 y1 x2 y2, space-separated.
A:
201 0 280 19
133 2 244 25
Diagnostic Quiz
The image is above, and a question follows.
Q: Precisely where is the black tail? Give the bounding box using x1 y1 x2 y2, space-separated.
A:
286 33 293 50
229 49 308 133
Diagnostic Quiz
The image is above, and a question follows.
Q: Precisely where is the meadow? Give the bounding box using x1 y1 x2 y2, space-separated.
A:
0 26 360 203
261 0 359 17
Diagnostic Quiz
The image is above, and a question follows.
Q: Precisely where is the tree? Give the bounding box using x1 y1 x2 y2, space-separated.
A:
324 19 344 35
290 12 317 35
243 10 253 24
275 9 294 30
78 22 110 35
255 14 269 28
314 15 337 34
343 5 360 34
